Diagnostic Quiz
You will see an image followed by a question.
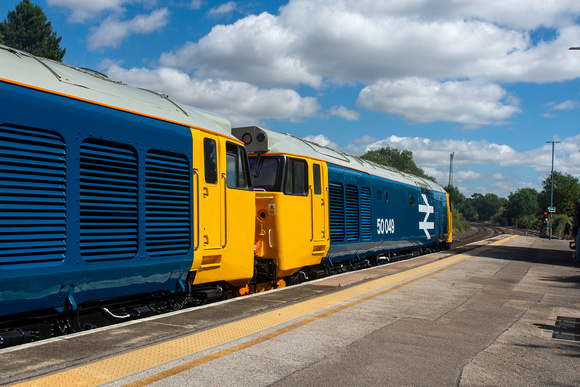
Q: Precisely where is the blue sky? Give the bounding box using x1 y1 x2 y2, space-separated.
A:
2 0 580 199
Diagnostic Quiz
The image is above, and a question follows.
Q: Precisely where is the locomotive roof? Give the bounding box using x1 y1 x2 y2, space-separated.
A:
233 126 446 192
0 45 232 138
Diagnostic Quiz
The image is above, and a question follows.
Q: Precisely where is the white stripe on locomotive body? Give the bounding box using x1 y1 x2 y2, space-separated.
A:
0 45 232 137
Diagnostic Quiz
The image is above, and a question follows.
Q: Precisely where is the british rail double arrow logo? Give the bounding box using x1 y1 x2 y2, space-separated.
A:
419 194 435 239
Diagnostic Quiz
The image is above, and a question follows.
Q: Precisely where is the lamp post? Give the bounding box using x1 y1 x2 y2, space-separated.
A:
545 140 560 240
568 47 580 260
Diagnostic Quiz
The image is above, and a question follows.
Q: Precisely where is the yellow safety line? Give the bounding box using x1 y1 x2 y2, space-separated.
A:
17 235 518 387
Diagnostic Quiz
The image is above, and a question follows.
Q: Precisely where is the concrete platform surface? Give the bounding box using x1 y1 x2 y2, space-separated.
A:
1 234 578 386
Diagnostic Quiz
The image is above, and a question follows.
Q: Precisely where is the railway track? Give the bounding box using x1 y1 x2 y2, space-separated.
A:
451 223 505 248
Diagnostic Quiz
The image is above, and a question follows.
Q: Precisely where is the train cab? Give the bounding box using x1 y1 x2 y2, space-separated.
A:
233 126 330 283
190 130 256 290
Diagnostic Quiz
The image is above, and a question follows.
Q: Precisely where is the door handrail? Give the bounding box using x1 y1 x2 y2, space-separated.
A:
309 185 314 242
193 169 200 250
221 173 227 248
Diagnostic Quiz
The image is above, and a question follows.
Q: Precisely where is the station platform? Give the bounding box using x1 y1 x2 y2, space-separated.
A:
1 234 579 386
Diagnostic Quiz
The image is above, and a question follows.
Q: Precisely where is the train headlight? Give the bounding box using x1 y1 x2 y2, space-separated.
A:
242 133 252 145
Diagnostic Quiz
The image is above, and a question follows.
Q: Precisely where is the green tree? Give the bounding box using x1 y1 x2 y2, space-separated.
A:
0 0 65 61
361 146 434 181
537 171 580 214
445 185 477 221
504 188 539 228
470 192 503 222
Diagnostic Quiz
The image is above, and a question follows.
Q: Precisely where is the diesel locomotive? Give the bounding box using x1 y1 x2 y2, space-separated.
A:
0 45 451 347
0 45 255 346
233 126 451 287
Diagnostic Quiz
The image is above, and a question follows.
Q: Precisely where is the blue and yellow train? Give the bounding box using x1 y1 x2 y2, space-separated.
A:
232 126 451 287
0 45 450 347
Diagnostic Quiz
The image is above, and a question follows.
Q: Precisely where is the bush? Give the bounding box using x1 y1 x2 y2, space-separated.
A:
452 207 471 233
516 214 539 230
490 207 506 226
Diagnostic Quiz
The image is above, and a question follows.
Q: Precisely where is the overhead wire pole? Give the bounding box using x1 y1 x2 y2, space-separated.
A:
545 140 560 240
448 152 454 187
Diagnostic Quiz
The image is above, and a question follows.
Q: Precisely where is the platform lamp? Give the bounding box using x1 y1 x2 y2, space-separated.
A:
545 140 560 240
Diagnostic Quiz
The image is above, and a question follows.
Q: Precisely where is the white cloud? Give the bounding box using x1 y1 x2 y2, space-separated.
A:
88 8 170 50
280 2 526 83
455 170 484 180
160 12 320 88
352 135 377 144
364 135 518 166
208 2 239 17
357 78 521 125
552 100 579 110
103 63 320 125
152 0 580 125
328 106 360 121
47 0 128 23
188 0 202 10
279 0 580 83
297 0 580 30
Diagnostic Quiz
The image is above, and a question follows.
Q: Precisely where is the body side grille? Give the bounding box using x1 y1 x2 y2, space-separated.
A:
80 139 138 261
0 126 66 265
145 150 191 257
360 187 372 241
328 181 345 242
345 184 359 241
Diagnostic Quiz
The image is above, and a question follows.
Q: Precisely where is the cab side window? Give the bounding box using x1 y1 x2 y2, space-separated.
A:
226 142 251 190
313 163 322 195
284 158 308 195
204 138 218 184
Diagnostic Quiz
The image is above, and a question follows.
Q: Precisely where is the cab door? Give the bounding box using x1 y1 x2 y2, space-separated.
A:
311 162 326 243
200 135 224 251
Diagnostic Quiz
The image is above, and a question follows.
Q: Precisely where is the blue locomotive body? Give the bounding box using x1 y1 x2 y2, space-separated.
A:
0 45 253 326
0 79 195 318
326 163 449 263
